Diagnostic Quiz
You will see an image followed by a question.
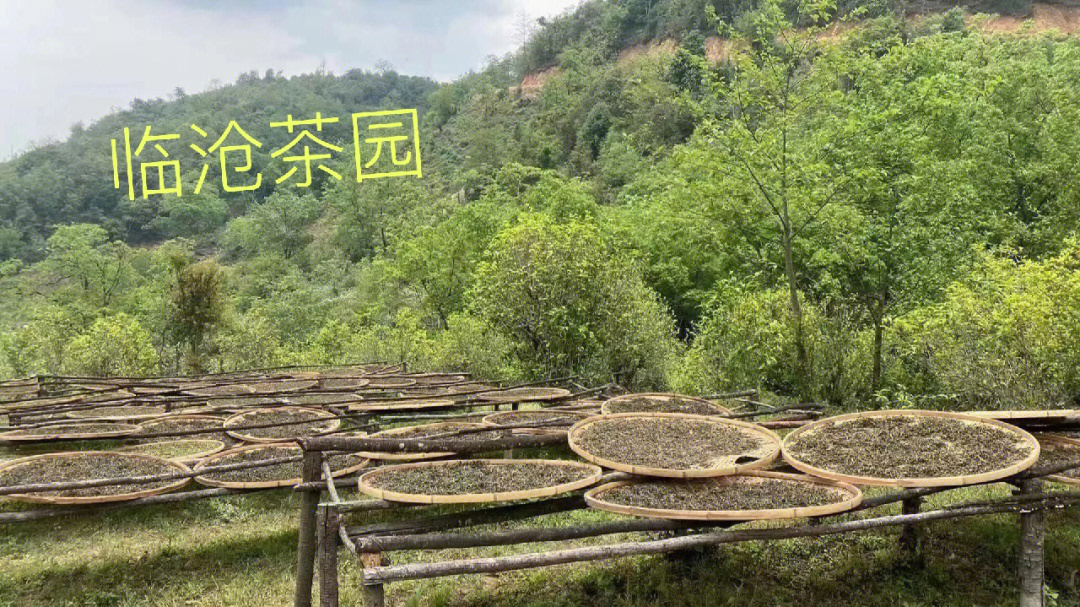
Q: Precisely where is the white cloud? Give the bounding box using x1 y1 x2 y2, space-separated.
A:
0 0 582 158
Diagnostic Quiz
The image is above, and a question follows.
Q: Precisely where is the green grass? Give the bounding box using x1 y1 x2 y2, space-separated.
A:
2 483 1080 606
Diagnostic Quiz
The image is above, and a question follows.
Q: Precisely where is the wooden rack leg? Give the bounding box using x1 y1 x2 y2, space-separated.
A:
318 505 340 607
899 496 922 556
362 552 386 607
1018 480 1045 607
294 451 323 607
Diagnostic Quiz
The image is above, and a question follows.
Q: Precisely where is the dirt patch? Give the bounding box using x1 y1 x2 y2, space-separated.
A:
785 414 1034 480
0 452 179 498
573 417 766 471
365 460 595 496
978 2 1080 34
599 476 846 511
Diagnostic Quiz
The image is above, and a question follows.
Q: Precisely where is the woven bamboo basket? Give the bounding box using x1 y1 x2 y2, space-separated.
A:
584 471 863 521
0 422 141 443
223 406 341 443
477 387 571 404
347 399 456 414
1033 433 1080 487
357 458 603 504
781 409 1040 487
968 409 1080 423
601 392 732 416
0 451 191 505
356 421 491 461
285 392 364 407
115 438 226 465
568 412 781 479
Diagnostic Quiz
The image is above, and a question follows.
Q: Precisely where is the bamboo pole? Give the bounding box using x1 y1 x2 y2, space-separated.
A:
359 496 1080 583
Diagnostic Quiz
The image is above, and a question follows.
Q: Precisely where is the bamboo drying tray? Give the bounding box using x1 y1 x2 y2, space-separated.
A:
0 451 191 504
0 422 141 443
483 409 589 426
1033 434 1080 487
223 407 341 443
347 399 456 414
781 410 1040 487
139 414 225 436
585 471 863 521
356 422 491 461
116 438 226 465
183 383 256 397
357 458 603 504
568 413 781 478
601 393 732 416
319 377 372 390
478 387 571 403
191 443 367 489
244 378 320 395
364 377 418 389
66 405 168 421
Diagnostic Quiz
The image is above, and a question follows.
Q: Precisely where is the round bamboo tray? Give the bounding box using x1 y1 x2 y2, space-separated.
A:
357 422 490 461
183 383 256 398
140 414 225 437
0 451 191 504
601 392 732 416
66 405 169 421
364 377 418 389
478 387 571 403
483 409 589 427
244 378 320 395
194 443 367 488
223 406 341 443
781 410 1040 487
319 377 371 390
568 413 781 479
1033 434 1080 487
585 471 863 521
347 399 456 413
968 409 1080 422
285 392 363 406
115 438 226 465
0 422 141 443
357 458 603 504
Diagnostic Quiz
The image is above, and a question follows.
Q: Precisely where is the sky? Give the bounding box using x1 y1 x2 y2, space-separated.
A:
0 0 582 159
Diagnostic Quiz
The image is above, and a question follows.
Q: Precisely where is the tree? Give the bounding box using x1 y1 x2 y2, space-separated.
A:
703 0 852 396
40 224 131 308
170 259 226 371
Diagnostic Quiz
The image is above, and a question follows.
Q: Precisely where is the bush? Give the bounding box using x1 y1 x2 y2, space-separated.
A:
891 245 1080 409
471 214 678 387
65 313 159 376
673 289 872 406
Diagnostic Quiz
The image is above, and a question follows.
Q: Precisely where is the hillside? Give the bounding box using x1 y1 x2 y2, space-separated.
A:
1 0 1079 421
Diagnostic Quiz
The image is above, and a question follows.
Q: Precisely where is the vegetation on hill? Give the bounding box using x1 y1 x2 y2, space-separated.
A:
2 0 1080 413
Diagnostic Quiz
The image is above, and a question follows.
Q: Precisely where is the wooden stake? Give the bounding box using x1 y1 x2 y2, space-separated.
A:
317 505 340 607
1018 479 1045 607
899 495 922 556
294 451 322 607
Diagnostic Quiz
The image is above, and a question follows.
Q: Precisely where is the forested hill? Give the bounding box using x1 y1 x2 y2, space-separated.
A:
2 0 1080 414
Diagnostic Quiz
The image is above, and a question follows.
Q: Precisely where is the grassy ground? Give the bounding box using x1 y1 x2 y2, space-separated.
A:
2 481 1080 607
